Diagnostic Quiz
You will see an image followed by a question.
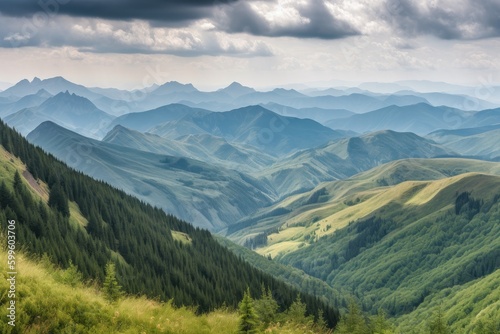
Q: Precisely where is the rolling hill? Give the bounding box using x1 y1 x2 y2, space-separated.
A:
102 125 276 171
229 158 500 245
427 124 500 160
256 130 454 198
0 119 338 327
149 105 345 156
328 103 472 135
227 157 500 332
27 121 277 231
276 172 500 332
105 103 211 133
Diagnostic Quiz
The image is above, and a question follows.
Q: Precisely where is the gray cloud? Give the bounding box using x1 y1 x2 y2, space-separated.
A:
216 0 360 39
383 0 500 40
0 15 273 57
0 0 237 26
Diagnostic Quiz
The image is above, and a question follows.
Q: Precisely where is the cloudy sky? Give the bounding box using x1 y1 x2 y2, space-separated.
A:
0 0 499 90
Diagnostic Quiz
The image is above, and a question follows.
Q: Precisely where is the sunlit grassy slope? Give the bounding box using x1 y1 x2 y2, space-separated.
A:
276 170 500 333
228 158 500 257
0 250 241 334
0 249 336 334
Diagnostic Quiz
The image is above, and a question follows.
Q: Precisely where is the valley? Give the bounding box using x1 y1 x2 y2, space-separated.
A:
1 76 499 333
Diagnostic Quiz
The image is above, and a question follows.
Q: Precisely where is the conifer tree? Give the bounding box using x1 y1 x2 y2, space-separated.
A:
285 294 312 325
335 299 369 334
13 170 22 192
254 285 278 328
429 307 449 334
316 309 327 331
238 288 259 334
48 182 70 217
371 308 394 334
103 261 122 303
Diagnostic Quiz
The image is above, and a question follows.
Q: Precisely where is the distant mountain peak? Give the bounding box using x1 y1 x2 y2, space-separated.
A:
42 91 99 110
270 88 305 97
219 82 256 97
35 89 52 98
154 81 198 94
14 79 30 87
32 77 42 84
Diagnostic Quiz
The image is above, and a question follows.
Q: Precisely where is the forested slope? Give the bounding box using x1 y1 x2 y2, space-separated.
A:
0 120 339 326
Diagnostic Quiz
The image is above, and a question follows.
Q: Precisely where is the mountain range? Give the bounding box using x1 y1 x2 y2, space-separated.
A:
5 91 114 138
2 76 500 333
0 119 338 330
27 121 276 231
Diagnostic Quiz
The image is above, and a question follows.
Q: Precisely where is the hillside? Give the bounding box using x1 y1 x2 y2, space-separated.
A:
328 103 472 135
102 125 276 172
228 158 500 332
148 105 344 156
428 125 500 160
27 121 276 231
260 102 355 124
256 130 454 198
277 173 500 332
0 89 52 118
105 103 211 133
230 158 500 250
0 249 335 334
0 119 338 326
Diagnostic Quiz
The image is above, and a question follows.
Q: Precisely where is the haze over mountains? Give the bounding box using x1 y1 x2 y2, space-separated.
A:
0 76 497 231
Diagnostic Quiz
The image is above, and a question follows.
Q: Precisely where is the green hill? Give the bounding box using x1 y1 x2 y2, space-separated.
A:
256 130 454 198
0 248 335 334
427 125 500 160
248 170 500 332
0 119 339 327
27 121 276 231
228 158 500 250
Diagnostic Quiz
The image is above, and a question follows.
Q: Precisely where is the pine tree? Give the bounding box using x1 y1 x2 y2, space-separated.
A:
335 299 369 334
238 288 259 334
103 261 122 303
285 294 313 326
13 170 22 192
316 309 327 331
254 285 278 328
60 260 83 287
429 307 449 334
48 182 70 217
371 308 394 334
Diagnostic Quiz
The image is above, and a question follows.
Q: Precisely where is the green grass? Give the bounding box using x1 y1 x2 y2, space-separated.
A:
171 231 192 245
0 249 239 334
276 173 500 332
0 246 335 334
231 158 500 256
396 270 500 333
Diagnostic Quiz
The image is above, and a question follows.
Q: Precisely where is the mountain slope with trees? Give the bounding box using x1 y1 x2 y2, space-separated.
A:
0 119 339 327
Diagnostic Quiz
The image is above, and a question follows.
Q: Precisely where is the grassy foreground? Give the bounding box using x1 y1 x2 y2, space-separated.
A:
0 247 330 333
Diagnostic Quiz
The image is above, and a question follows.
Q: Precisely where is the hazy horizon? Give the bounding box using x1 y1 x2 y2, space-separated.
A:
0 1 499 90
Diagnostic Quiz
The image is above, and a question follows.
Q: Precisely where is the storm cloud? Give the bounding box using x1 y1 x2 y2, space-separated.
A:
215 0 360 39
382 0 500 40
0 0 237 26
1 0 500 57
0 15 273 57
